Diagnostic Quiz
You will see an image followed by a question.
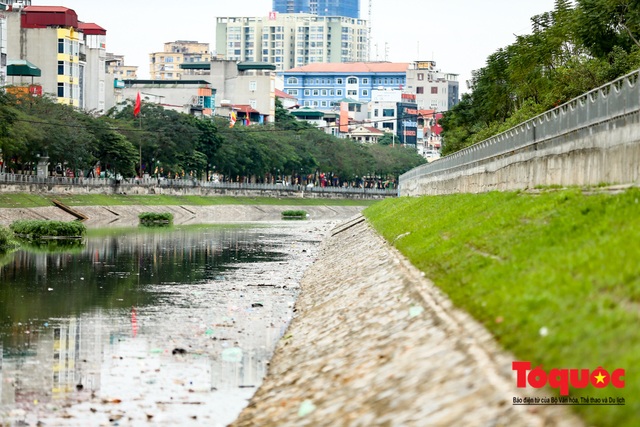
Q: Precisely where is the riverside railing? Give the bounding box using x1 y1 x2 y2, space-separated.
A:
0 173 397 197
400 68 640 184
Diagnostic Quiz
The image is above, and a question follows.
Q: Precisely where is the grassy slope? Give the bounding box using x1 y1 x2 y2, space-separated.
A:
364 189 640 427
0 193 376 208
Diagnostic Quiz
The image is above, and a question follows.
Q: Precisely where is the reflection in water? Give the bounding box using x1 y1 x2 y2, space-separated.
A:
0 225 311 425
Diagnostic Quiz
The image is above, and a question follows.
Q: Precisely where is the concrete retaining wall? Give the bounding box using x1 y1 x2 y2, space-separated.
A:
401 112 640 196
0 204 365 227
0 181 392 200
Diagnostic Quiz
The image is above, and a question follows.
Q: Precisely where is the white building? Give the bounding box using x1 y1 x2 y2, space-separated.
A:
0 3 7 87
368 88 402 133
405 60 459 111
216 13 368 71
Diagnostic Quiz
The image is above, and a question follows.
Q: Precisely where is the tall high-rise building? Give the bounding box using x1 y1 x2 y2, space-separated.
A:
272 0 359 18
216 13 367 71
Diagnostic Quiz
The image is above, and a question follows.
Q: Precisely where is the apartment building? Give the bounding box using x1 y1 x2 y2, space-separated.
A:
282 62 409 111
181 59 277 124
0 2 7 87
272 0 359 19
5 5 107 110
216 13 367 71
149 41 211 80
106 53 138 80
405 60 459 111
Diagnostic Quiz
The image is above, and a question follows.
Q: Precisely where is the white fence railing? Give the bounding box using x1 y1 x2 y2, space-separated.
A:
0 174 397 197
400 69 640 185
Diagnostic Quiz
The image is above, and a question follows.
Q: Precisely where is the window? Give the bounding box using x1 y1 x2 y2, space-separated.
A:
336 89 343 96
383 109 395 117
416 86 424 94
321 101 327 107
57 61 65 75
382 122 394 130
250 99 257 109
418 73 424 81
347 90 357 96
347 77 357 84
304 89 310 96
336 78 343 84
58 38 65 54
431 86 438 94
249 81 257 91
287 89 298 95
374 109 379 117
362 90 368 96
362 78 369 84
313 90 319 96
321 89 327 96
57 83 64 97
287 77 298 84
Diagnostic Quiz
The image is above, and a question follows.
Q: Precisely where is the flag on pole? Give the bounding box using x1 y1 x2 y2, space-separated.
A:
229 110 237 128
133 92 141 117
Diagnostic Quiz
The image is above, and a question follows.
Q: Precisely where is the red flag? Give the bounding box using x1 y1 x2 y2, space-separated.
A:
133 92 141 117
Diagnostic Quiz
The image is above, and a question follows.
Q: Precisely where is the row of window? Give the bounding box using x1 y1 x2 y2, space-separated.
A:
153 55 207 62
286 77 405 85
287 88 371 97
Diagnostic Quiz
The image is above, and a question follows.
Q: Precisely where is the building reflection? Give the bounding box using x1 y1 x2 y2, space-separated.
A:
0 226 297 414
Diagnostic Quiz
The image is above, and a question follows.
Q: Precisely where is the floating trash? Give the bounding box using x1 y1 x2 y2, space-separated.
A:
298 399 316 417
221 347 243 363
409 306 424 318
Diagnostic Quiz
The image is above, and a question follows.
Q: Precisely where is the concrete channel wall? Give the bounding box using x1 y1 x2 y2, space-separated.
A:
400 70 640 196
231 216 582 427
0 176 395 200
0 204 366 227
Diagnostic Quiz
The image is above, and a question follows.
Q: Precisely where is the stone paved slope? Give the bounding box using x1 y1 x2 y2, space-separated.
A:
231 216 583 427
0 205 364 227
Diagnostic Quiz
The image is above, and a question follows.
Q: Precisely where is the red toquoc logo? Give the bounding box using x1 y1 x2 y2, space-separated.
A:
512 361 625 396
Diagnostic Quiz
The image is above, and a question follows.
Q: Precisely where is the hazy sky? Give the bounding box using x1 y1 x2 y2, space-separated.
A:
37 0 557 91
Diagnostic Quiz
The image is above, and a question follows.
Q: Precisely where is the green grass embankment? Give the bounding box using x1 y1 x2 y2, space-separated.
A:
0 193 376 209
364 188 640 427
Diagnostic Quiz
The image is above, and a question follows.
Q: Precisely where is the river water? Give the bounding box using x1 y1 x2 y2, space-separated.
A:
0 222 333 426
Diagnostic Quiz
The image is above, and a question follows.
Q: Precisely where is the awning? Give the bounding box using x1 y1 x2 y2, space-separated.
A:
7 60 42 77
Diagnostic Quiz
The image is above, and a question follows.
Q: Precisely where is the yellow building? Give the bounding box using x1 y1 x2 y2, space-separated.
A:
6 6 107 109
55 27 81 107
106 53 138 80
149 40 211 80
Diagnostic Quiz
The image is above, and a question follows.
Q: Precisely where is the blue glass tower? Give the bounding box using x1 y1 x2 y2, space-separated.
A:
272 0 359 19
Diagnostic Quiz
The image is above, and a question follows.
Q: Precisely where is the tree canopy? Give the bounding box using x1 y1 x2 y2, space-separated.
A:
0 92 425 183
440 0 640 155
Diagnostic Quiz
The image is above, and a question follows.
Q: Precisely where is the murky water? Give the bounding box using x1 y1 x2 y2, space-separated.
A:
0 223 329 426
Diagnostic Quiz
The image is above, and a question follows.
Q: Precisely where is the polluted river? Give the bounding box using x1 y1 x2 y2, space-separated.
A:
0 220 337 426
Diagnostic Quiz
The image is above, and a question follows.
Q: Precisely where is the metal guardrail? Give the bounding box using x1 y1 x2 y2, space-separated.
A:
0 174 397 197
400 68 640 184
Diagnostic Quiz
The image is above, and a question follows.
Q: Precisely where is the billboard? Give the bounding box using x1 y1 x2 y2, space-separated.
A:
396 102 418 145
